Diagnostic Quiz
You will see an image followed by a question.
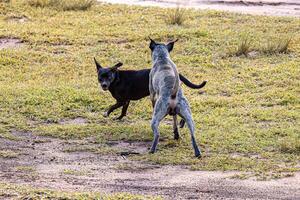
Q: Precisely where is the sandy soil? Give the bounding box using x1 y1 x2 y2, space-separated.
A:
98 0 300 17
0 129 299 200
0 38 22 50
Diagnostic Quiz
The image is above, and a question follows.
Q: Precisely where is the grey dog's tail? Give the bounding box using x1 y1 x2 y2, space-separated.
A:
179 74 207 89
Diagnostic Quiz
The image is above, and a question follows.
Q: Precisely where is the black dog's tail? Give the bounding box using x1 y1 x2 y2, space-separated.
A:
179 74 207 89
178 74 206 129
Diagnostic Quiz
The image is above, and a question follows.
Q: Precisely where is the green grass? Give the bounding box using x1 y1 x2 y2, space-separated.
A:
0 183 161 200
15 166 35 172
62 169 89 176
27 0 95 11
0 150 19 158
0 1 299 179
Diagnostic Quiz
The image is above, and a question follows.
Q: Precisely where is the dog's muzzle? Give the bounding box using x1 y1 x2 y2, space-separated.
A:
101 84 109 91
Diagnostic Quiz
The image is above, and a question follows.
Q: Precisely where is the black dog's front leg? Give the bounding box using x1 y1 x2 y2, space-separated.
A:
179 119 185 128
115 101 130 120
104 102 124 117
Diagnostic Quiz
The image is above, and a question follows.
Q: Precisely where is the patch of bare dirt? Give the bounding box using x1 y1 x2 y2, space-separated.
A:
98 0 300 17
0 131 300 199
0 38 23 50
107 140 151 155
5 16 29 23
59 117 88 125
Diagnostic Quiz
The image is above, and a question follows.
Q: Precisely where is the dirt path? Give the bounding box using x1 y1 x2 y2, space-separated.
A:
0 131 299 199
0 38 23 50
98 0 300 17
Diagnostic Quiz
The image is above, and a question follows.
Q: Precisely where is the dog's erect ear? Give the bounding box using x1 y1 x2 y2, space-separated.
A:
111 62 123 70
149 37 157 51
94 57 102 72
166 39 178 52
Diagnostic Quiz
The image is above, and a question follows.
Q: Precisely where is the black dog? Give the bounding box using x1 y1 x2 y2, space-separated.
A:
94 58 206 127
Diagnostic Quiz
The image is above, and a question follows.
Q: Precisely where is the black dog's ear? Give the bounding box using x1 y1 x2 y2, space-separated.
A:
111 62 123 70
149 37 157 51
94 57 102 72
166 39 178 52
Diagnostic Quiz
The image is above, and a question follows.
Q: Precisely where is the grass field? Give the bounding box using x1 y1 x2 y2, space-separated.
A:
0 0 300 195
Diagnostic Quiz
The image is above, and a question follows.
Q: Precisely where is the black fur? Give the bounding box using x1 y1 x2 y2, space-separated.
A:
95 58 206 121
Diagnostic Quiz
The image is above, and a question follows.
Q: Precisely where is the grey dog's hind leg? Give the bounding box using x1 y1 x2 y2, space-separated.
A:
150 97 168 153
173 115 180 140
178 97 201 157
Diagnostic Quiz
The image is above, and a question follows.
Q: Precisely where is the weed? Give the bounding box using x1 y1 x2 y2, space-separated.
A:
261 37 292 54
235 34 252 56
166 6 186 25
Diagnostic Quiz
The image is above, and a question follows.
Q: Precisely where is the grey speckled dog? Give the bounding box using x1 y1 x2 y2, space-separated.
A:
148 38 201 157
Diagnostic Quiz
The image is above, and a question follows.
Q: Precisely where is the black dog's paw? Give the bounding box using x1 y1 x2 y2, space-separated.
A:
113 116 124 121
179 119 185 128
195 153 202 158
149 148 157 154
195 150 202 158
103 112 109 118
174 128 180 140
